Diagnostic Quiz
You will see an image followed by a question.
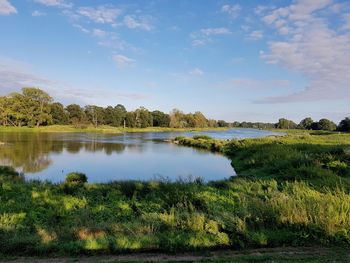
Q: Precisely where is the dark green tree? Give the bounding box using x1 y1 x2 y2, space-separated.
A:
51 102 69 125
317 119 337 131
337 117 350 132
152 110 170 127
125 111 137 128
217 120 229 127
276 118 297 129
135 107 153 128
66 104 85 124
22 87 53 127
298 117 313 130
85 105 104 127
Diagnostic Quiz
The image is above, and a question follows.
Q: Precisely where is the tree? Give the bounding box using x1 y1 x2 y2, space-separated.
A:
125 111 137 128
85 105 104 127
193 111 208 128
298 117 313 130
316 118 337 131
169 109 186 128
21 88 53 127
217 120 229 127
113 104 127 127
103 106 115 126
207 119 218 128
276 118 297 129
337 117 350 132
152 110 170 127
0 96 13 126
51 102 69 125
135 107 153 128
66 104 85 124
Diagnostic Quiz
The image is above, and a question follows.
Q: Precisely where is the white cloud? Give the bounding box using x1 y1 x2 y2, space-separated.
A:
0 57 149 103
92 28 108 37
73 24 89 33
123 15 153 31
200 28 231 36
221 4 241 19
32 10 46 17
254 5 275 15
0 58 51 92
191 27 231 46
257 0 350 103
248 30 263 41
77 6 121 24
0 0 17 15
33 0 72 9
112 54 135 69
189 68 204 76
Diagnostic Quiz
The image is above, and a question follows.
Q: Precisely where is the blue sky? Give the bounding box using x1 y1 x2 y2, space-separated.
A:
0 0 349 122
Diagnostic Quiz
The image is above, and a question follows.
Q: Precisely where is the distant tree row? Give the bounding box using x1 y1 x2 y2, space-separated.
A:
0 88 218 128
0 88 349 132
275 117 350 132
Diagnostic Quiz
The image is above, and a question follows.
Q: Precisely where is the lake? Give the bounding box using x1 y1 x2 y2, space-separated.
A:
0 128 283 183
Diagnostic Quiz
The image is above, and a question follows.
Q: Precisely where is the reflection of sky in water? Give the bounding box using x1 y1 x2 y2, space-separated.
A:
0 129 283 183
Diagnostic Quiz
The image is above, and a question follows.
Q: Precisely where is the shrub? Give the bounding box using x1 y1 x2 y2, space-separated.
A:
65 172 88 184
192 135 212 140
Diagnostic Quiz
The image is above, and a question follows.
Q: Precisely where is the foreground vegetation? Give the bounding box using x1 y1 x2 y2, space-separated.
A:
1 130 350 259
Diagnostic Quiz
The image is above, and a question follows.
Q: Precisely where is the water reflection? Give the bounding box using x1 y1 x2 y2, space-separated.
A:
0 129 282 183
0 133 127 173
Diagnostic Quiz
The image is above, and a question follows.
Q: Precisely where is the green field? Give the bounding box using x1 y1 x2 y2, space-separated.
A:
1 130 350 261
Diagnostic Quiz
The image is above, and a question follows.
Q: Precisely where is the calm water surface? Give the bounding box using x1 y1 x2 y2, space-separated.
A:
0 129 283 183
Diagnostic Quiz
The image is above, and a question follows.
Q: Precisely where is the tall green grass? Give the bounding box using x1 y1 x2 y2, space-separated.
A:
1 130 350 256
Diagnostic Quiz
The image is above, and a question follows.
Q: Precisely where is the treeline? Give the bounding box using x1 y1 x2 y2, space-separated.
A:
275 117 350 132
0 88 219 128
0 88 349 132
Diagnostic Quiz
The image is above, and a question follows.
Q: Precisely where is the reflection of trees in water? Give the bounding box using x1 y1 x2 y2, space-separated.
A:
0 133 127 173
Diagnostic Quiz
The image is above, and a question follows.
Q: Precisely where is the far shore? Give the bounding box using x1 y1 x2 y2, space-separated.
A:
0 125 231 134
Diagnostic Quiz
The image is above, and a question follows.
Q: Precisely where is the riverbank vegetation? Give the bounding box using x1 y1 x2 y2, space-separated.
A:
1 130 350 257
1 88 349 132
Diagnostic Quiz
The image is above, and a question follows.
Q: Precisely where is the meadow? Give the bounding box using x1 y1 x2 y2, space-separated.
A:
0 129 350 259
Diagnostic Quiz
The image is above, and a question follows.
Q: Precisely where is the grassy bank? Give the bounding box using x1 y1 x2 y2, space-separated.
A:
0 125 228 134
1 130 350 258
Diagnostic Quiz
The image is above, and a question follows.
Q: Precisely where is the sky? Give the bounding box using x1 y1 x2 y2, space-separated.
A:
0 0 349 123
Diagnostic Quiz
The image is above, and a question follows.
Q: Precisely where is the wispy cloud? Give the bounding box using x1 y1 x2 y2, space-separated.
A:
0 57 148 104
247 30 263 41
221 4 241 19
112 54 135 69
92 28 108 38
189 68 204 76
123 15 153 31
191 27 231 46
77 5 121 24
257 0 350 103
33 0 72 9
0 0 17 15
32 10 46 17
217 78 290 91
72 23 89 33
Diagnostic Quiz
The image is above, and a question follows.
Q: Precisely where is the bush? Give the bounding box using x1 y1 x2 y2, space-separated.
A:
192 135 212 140
65 172 88 184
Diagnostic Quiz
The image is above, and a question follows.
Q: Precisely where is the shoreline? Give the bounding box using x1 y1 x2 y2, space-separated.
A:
0 125 230 134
